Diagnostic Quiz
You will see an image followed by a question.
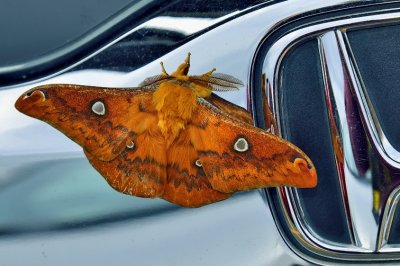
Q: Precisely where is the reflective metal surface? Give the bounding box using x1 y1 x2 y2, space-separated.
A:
3 0 400 265
257 2 400 264
0 0 264 88
320 31 357 247
0 1 324 265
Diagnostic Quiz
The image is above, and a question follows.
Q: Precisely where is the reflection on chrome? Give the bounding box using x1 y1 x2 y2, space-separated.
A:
137 15 238 35
319 31 360 248
260 8 400 262
377 186 400 251
339 27 400 252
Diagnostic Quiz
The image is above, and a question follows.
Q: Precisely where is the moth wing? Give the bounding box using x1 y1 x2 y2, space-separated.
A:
189 99 317 194
15 84 157 161
162 129 230 207
16 84 168 196
84 123 167 198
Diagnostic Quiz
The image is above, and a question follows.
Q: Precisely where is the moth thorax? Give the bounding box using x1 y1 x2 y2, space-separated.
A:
153 82 197 119
193 83 212 98
92 101 105 116
233 137 249 152
153 82 197 146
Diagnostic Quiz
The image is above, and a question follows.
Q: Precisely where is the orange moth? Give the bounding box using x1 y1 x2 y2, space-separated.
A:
15 53 317 207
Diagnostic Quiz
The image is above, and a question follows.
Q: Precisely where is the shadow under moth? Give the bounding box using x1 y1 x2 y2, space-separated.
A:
15 53 317 207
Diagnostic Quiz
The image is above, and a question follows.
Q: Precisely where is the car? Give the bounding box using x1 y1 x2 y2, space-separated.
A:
1 0 400 265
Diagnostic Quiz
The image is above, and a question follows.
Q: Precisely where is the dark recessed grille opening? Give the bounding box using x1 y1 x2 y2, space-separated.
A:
347 23 400 151
279 40 352 244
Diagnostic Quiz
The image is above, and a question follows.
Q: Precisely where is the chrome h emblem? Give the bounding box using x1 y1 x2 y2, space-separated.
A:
260 12 400 260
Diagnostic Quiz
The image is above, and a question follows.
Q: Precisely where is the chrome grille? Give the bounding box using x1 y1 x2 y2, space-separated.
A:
258 10 400 262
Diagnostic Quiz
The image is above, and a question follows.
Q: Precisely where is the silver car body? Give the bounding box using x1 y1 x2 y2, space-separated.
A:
1 0 400 265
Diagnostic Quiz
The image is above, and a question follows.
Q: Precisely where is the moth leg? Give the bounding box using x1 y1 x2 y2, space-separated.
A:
183 52 191 64
200 67 216 79
172 53 191 76
160 62 169 76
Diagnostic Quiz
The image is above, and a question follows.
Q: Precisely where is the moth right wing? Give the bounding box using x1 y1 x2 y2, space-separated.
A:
189 99 318 194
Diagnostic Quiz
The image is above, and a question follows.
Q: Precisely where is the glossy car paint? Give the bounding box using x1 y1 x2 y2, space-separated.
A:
1 0 399 265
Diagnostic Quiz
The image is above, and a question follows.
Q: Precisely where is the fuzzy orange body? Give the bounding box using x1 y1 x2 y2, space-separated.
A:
153 82 198 147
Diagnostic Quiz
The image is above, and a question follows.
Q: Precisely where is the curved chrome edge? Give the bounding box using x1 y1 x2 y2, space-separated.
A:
287 188 365 253
256 7 400 263
0 2 249 90
377 187 400 251
338 22 400 253
318 31 359 247
338 27 400 167
0 0 154 75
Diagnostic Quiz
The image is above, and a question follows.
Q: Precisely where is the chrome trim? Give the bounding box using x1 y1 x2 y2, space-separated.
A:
377 186 400 251
0 0 154 78
3 1 400 265
319 31 358 247
338 27 400 168
259 8 400 262
338 26 400 253
0 3 245 90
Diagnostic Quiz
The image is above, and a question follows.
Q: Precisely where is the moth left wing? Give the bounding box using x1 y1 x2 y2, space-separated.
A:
16 84 168 198
189 99 317 194
84 126 167 198
15 84 155 161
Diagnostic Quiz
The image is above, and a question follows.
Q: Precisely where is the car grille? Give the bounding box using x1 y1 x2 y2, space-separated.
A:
252 6 400 264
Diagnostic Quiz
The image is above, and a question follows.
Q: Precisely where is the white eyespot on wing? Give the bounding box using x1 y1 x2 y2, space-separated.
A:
92 101 105 116
127 141 135 149
233 137 249 152
195 159 202 168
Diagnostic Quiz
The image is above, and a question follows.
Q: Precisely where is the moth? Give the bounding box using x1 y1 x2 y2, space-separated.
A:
15 53 317 207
